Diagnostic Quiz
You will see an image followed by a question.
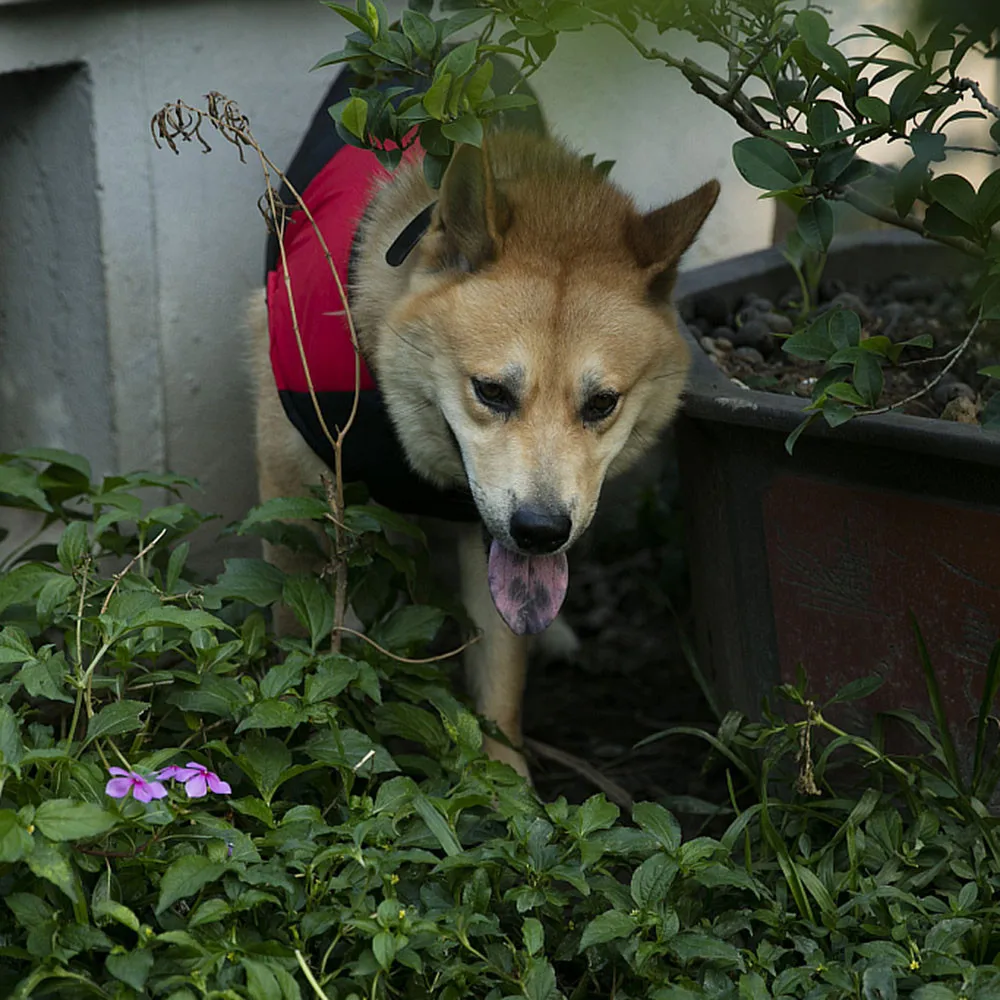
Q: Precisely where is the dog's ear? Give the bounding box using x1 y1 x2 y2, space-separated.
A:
434 143 511 272
626 180 720 302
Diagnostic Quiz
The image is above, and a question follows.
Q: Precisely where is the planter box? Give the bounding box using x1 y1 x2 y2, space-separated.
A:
674 232 1000 754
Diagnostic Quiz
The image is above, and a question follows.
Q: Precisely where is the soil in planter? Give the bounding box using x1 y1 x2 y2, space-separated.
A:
522 471 728 829
685 272 1000 422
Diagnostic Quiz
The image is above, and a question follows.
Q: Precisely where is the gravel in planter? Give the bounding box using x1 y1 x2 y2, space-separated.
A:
692 273 1000 422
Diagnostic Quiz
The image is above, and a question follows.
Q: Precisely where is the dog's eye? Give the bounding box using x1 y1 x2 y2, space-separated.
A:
472 378 516 414
582 390 620 423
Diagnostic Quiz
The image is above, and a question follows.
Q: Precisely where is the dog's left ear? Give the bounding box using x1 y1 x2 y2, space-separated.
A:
626 180 720 302
433 143 511 272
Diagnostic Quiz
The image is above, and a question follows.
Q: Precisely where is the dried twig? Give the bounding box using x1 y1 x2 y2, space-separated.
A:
524 737 634 810
334 625 480 664
100 529 167 616
953 76 1000 121
151 94 477 669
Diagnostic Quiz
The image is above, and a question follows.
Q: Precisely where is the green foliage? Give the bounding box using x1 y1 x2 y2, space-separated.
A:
316 0 1000 441
3 447 1000 997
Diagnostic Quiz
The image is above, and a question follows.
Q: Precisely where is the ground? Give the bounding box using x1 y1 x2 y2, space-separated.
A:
522 448 727 826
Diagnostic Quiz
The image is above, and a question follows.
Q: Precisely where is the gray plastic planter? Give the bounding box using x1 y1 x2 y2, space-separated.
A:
674 232 1000 750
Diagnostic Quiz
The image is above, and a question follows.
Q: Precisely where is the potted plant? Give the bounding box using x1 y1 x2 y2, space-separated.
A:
316 0 1000 748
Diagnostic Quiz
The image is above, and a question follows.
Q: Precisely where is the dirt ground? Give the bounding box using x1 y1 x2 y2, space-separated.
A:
522 450 728 827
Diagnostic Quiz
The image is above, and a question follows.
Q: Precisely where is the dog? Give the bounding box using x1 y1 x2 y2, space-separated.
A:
248 65 719 777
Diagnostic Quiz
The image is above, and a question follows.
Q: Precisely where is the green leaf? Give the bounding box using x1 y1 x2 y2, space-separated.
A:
979 365 1000 379
106 950 154 991
522 956 558 1000
423 73 452 120
890 71 932 122
0 809 33 862
894 157 928 217
242 958 284 1000
856 96 890 125
282 576 335 650
93 899 140 933
306 655 360 703
670 931 744 967
0 563 61 615
129 606 230 633
238 496 329 532
235 699 307 733
441 113 484 147
34 799 118 841
236 734 292 804
784 315 835 361
0 625 35 664
575 795 620 837
0 703 24 773
85 701 149 745
441 39 478 78
910 129 947 164
929 173 978 225
829 309 862 349
341 96 368 139
156 855 227 914
56 521 90 572
827 675 883 704
402 8 436 57
785 413 820 455
631 853 679 908
822 398 856 428
20 657 73 704
523 917 544 956
322 1 375 36
853 352 884 406
579 910 638 950
0 464 52 511
412 793 462 856
806 102 841 146
370 604 444 654
797 198 834 252
732 137 802 191
26 839 84 916
632 801 682 852
204 558 285 606
10 447 91 480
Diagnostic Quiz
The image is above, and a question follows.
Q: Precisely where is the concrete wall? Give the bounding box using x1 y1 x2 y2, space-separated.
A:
3 0 991 563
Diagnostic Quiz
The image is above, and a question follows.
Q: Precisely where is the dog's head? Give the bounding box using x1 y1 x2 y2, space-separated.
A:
373 137 718 632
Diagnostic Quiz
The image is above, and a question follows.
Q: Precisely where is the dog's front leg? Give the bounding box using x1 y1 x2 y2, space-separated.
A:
456 525 530 778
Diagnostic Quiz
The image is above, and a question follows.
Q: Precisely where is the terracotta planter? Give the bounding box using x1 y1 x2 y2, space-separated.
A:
674 232 1000 755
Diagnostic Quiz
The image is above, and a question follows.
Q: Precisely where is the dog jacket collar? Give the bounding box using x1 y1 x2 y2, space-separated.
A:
264 69 478 522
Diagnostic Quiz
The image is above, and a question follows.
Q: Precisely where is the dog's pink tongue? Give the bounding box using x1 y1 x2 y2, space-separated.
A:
487 541 568 636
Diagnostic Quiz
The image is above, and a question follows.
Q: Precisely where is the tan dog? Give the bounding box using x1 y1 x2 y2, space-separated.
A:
249 123 717 777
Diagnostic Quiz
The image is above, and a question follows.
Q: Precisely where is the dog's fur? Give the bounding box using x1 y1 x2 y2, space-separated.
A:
249 129 718 776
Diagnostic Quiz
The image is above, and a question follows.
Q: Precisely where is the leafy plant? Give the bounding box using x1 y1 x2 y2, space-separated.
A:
320 0 1000 444
3 447 1000 997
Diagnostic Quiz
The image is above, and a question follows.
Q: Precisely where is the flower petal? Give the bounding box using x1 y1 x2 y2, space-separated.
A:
108 766 131 778
185 774 208 799
185 762 209 775
206 773 232 795
146 781 168 800
132 781 154 804
105 778 133 799
157 765 183 780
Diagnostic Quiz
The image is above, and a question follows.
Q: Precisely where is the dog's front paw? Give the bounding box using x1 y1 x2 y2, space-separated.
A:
530 613 581 664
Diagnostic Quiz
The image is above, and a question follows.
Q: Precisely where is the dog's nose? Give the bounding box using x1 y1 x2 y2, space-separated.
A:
509 507 572 554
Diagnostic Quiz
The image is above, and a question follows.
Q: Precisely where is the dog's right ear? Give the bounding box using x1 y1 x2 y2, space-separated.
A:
433 144 511 272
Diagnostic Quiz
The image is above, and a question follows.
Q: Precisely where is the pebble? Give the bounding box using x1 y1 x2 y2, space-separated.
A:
714 336 734 352
733 346 765 365
932 380 975 407
876 301 912 339
888 275 943 302
700 335 719 356
762 311 794 335
941 396 979 424
731 318 774 355
819 278 846 302
693 292 729 328
829 291 872 323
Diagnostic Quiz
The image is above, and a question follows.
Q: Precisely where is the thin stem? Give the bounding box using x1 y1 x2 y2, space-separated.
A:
99 528 167 615
334 625 480 664
296 950 333 1000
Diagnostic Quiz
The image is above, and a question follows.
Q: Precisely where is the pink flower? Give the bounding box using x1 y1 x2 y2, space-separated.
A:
159 762 231 799
105 768 168 803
